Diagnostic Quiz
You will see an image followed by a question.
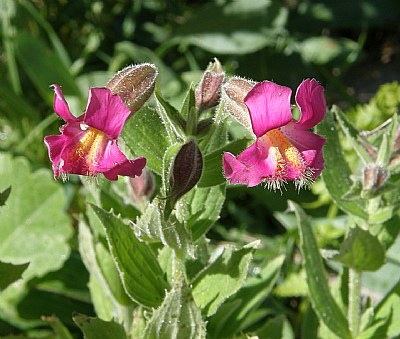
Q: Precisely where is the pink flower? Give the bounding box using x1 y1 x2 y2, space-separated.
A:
223 79 326 189
44 84 146 181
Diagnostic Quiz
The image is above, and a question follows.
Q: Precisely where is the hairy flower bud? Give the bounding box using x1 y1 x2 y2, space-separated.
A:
107 63 158 114
362 165 389 193
221 76 256 132
195 58 225 110
129 168 155 204
169 140 203 205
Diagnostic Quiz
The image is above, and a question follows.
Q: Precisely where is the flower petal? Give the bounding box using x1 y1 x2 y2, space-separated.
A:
244 81 292 137
103 158 146 181
52 123 93 176
295 78 326 130
94 140 146 180
223 138 276 187
83 87 131 139
44 134 66 179
281 123 326 177
51 84 78 122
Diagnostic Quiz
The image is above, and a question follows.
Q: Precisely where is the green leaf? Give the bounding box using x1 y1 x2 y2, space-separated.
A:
274 270 308 297
290 201 351 339
255 315 295 339
333 107 373 165
355 319 389 339
121 105 170 175
73 314 127 339
298 36 358 65
375 280 400 337
79 212 134 320
175 0 288 54
377 114 398 166
0 153 72 279
198 138 250 188
180 85 197 135
14 32 80 104
91 205 169 307
192 242 257 317
155 91 185 144
42 315 74 339
0 186 11 206
316 110 368 219
176 184 226 240
0 261 29 290
154 90 186 134
208 255 284 337
333 227 385 271
144 275 206 339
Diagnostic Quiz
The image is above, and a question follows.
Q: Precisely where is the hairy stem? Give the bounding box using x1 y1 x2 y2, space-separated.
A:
348 268 361 336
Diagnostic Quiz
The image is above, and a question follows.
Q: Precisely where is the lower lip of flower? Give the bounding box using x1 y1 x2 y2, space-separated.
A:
262 129 304 177
72 125 109 173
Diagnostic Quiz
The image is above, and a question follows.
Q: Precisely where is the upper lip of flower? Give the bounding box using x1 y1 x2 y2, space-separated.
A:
223 78 327 189
44 84 146 180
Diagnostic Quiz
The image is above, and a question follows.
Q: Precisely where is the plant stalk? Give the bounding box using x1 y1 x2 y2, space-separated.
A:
348 268 361 337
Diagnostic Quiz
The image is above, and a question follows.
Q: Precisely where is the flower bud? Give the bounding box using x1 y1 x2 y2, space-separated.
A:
221 76 256 132
195 58 225 110
362 165 388 193
169 140 203 205
129 168 155 204
107 63 158 114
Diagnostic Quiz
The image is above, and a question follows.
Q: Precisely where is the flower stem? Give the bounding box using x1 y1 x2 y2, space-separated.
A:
348 268 361 337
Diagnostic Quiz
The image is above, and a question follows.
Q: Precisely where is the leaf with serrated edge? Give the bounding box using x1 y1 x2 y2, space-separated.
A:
290 201 351 339
91 205 168 307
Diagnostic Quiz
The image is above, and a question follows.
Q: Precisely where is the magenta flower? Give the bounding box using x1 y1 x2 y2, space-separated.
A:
44 84 146 181
223 79 326 189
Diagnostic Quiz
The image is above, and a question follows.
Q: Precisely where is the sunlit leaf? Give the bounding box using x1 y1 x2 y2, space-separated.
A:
91 205 169 307
316 110 368 219
73 313 127 339
290 201 351 339
333 227 385 271
192 241 257 317
0 153 72 279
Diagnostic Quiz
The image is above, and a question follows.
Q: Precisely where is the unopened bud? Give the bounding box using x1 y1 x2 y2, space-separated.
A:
129 168 155 204
362 165 388 193
221 76 256 132
107 63 158 114
169 140 203 205
195 58 224 110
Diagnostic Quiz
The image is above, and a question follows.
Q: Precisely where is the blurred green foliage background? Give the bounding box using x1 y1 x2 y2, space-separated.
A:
1 0 400 337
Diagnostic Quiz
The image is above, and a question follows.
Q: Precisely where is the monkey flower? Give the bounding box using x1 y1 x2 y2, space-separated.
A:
44 85 146 181
223 79 326 190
